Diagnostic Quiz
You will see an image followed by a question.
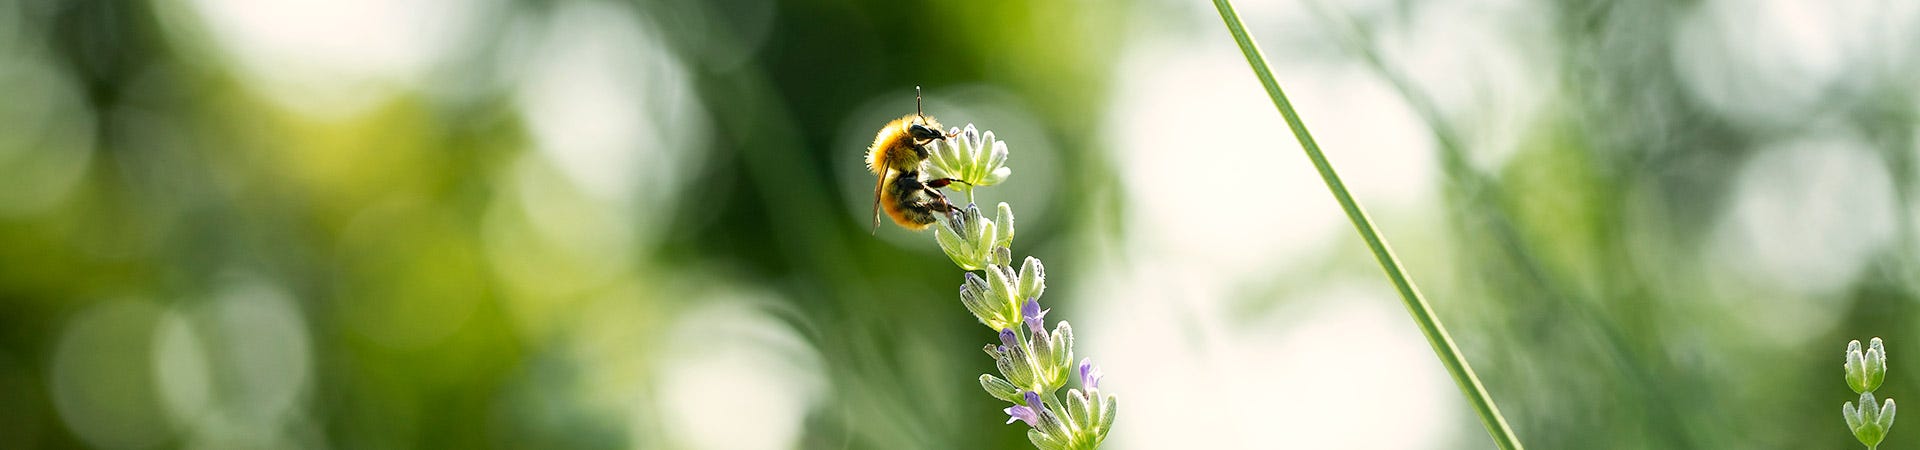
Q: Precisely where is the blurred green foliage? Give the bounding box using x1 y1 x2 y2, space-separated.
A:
1 0 1917 449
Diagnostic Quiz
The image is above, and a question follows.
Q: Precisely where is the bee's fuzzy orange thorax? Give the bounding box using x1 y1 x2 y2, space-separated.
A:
865 114 940 175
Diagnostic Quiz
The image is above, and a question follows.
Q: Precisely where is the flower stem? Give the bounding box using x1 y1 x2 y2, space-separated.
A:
1208 0 1524 448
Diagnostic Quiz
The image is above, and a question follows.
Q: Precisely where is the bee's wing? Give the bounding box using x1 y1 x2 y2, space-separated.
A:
870 170 888 234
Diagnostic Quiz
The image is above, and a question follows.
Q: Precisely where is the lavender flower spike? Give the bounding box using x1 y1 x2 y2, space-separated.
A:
924 123 1115 449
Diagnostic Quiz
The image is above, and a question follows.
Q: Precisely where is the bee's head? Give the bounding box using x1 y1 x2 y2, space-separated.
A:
907 122 944 140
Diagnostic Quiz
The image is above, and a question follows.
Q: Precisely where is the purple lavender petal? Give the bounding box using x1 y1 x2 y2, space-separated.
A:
1021 298 1050 334
1024 390 1044 408
999 328 1019 349
1079 358 1104 389
1004 405 1039 427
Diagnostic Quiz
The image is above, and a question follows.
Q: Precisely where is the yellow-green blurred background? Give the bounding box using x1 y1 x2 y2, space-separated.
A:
3 0 1918 448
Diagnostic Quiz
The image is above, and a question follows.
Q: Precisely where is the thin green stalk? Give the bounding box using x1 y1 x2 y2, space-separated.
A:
1208 0 1524 448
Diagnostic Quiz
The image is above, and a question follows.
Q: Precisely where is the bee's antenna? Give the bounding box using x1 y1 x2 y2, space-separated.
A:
915 86 924 117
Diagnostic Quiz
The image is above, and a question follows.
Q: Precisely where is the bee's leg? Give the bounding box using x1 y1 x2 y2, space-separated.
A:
922 185 955 207
913 201 955 213
922 178 971 189
920 178 973 223
921 178 972 204
918 188 962 223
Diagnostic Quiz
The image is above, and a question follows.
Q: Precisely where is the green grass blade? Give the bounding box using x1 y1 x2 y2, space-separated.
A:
1208 0 1524 448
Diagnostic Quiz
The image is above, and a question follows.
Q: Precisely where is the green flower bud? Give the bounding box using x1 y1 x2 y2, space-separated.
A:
1847 392 1896 448
1048 322 1075 389
981 374 1023 404
1849 339 1870 394
960 272 1016 330
1868 337 1888 394
1066 389 1095 433
985 264 1020 324
995 202 1016 249
1879 398 1898 435
935 204 997 271
997 329 1041 389
1028 429 1065 450
1017 256 1046 304
1096 394 1118 437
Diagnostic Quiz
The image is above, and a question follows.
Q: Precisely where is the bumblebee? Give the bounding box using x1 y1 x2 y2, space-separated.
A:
867 87 963 232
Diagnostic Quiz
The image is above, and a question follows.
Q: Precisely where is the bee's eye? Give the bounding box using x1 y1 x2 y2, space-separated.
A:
908 124 942 140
